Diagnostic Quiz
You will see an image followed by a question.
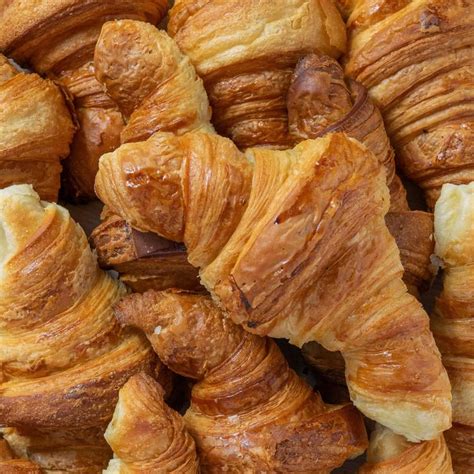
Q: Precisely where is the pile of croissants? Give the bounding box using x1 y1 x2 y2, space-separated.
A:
0 0 472 472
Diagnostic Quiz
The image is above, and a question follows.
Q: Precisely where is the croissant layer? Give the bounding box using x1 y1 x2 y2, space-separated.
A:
115 290 368 473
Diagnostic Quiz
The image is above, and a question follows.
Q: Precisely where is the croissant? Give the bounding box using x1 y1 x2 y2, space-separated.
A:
0 0 168 200
90 20 213 290
431 182 474 472
168 0 347 149
90 214 201 293
286 52 435 294
94 19 214 144
0 54 74 202
103 373 199 473
95 130 451 442
360 424 452 473
341 0 474 208
0 438 42 474
0 184 170 472
115 289 368 472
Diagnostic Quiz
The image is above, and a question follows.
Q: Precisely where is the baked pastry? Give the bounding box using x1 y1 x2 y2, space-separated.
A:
432 182 474 472
168 0 347 148
90 215 201 293
286 53 435 294
89 20 213 290
287 53 406 211
0 438 42 474
95 131 451 442
115 290 368 473
0 184 169 472
342 0 474 208
0 54 74 201
0 0 168 200
104 373 199 473
360 424 452 473
94 19 214 144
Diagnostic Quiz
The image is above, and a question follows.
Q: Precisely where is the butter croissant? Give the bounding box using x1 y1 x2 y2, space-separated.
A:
432 182 474 472
90 20 212 291
115 290 368 472
0 184 169 472
0 54 74 202
95 131 451 441
360 424 452 473
94 19 214 144
342 0 474 208
104 373 199 473
168 0 347 149
286 52 435 295
0 0 168 200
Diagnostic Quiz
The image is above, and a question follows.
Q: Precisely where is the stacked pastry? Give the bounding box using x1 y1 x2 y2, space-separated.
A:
0 0 169 199
432 183 474 472
0 54 74 201
340 0 474 208
114 290 368 472
0 185 169 472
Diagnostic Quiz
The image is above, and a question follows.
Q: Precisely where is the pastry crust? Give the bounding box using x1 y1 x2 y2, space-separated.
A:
432 182 474 472
114 290 368 473
343 0 474 207
361 424 452 473
168 0 346 148
95 20 214 144
96 131 451 442
0 0 168 200
104 373 199 473
0 55 74 201
0 185 168 472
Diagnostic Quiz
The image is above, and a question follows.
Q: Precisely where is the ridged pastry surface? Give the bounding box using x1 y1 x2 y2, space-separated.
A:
104 373 199 473
115 290 368 473
96 131 451 442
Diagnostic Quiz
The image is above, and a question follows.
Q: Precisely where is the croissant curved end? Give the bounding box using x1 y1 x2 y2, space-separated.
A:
0 184 66 268
434 182 474 266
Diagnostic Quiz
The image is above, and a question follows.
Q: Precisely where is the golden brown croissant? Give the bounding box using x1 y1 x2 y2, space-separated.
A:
0 438 42 474
89 19 213 291
95 19 214 144
341 0 474 208
360 424 452 473
286 52 435 294
90 215 201 293
0 54 74 202
0 184 170 472
168 0 347 149
431 182 474 472
115 289 368 472
95 130 451 441
0 0 168 200
103 373 199 473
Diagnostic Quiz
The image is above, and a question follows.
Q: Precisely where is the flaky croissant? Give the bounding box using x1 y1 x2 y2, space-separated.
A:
286 52 435 294
0 54 74 202
104 373 199 473
90 214 201 293
94 19 214 144
115 290 368 473
432 182 474 473
0 184 170 472
89 20 212 291
95 130 451 442
0 0 168 200
360 424 452 473
168 0 347 149
341 0 474 208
